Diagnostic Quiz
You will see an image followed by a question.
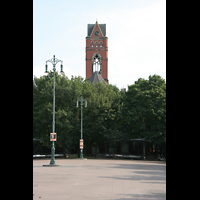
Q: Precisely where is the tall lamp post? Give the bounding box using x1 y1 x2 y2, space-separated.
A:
77 96 87 159
45 55 63 165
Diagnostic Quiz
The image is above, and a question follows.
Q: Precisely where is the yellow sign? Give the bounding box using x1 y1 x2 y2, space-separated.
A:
50 133 57 141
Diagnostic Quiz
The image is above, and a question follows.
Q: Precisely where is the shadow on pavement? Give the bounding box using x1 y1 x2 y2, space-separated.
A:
114 193 166 200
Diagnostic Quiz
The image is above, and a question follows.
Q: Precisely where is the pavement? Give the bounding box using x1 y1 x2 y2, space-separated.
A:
33 159 166 200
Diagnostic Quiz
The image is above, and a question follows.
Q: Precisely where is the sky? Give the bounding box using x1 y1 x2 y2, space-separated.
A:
33 0 166 90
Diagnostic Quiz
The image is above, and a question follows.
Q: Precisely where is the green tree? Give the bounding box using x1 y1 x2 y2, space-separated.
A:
83 82 125 157
33 71 165 157
33 72 86 156
33 74 53 150
123 75 166 155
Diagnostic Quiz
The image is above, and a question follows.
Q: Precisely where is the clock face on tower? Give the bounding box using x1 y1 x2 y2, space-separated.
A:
94 31 99 36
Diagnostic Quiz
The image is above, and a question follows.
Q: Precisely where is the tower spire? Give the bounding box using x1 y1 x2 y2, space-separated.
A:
86 21 108 83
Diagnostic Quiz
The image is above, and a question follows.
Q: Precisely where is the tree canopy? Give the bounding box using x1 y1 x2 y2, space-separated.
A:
123 75 166 146
33 72 166 156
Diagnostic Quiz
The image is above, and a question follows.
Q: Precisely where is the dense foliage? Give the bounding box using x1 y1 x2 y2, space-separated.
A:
33 72 166 156
122 75 166 155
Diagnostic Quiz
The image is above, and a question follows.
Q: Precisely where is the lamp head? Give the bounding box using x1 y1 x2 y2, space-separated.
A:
45 64 49 73
60 63 64 73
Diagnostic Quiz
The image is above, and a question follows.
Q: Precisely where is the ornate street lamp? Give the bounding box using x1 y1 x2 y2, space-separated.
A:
77 96 87 159
45 55 63 165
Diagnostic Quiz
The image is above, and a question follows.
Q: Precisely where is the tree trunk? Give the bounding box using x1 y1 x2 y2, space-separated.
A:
77 145 80 158
95 142 97 158
62 137 66 158
105 144 107 154
63 146 66 158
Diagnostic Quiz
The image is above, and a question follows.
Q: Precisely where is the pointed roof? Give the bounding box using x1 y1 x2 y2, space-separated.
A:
87 21 106 37
88 72 106 85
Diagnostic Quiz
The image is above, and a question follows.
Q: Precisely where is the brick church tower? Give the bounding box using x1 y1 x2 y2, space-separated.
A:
86 21 108 83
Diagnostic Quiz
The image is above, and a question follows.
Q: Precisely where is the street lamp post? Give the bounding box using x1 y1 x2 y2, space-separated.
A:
77 96 87 159
45 55 63 165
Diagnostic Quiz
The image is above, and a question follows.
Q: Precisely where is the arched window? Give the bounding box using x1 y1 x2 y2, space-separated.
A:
96 42 98 47
91 42 93 47
100 42 102 47
92 53 102 74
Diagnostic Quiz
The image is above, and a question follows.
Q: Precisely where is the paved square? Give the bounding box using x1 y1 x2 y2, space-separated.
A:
33 159 166 200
